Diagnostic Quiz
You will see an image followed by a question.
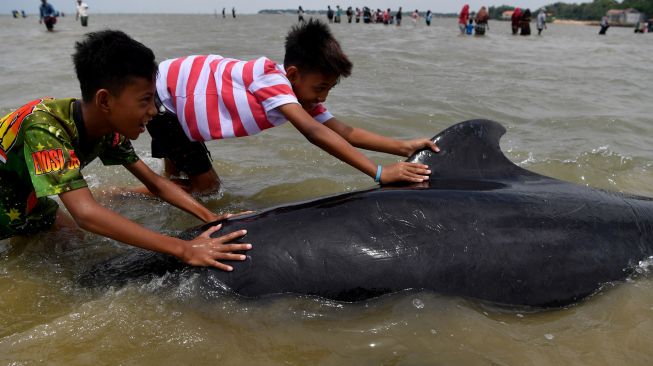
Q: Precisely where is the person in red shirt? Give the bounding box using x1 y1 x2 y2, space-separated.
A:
458 4 470 34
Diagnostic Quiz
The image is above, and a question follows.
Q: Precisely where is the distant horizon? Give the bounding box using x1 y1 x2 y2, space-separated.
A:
2 0 592 16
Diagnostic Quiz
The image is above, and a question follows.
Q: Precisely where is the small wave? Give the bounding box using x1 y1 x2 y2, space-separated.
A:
634 256 653 276
512 146 652 195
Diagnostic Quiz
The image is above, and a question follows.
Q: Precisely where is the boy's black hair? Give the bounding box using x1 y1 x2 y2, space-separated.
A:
73 30 157 102
284 18 352 78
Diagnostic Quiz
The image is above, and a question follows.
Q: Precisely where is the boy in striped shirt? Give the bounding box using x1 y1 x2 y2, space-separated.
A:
146 19 439 194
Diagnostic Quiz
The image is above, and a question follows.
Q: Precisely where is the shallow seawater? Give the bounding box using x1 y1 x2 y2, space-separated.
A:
1 14 652 364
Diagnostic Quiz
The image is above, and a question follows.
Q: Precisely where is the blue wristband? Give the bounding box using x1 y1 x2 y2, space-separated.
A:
374 165 382 183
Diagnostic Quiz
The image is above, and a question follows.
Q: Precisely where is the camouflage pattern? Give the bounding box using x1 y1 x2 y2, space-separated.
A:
0 98 139 238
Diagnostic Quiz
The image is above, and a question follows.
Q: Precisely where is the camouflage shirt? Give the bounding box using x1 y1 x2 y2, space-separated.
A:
0 98 139 238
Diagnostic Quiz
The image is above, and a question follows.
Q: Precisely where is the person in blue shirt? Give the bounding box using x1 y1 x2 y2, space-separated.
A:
39 0 57 31
466 18 474 35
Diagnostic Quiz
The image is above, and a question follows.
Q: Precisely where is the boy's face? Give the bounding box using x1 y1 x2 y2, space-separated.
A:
105 77 157 140
286 68 338 111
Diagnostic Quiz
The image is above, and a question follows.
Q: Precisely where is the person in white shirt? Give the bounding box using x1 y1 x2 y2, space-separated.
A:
75 0 89 27
536 8 547 36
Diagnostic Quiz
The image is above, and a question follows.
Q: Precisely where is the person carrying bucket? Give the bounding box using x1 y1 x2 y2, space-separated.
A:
39 0 57 31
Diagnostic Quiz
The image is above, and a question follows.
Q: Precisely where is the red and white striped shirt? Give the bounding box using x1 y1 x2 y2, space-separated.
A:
156 55 334 141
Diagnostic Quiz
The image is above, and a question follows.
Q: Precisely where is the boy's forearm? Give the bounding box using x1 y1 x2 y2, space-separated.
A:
80 206 186 258
283 105 378 177
60 189 186 259
125 160 216 223
325 118 409 156
338 126 407 155
151 177 216 222
310 129 378 177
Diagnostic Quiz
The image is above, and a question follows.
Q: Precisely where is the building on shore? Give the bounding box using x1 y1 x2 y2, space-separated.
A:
606 8 644 26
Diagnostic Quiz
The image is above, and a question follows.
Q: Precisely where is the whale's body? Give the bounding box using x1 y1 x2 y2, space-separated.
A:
82 120 653 307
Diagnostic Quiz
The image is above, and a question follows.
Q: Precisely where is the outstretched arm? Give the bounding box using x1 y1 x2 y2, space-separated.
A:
59 187 251 271
279 103 431 184
124 160 220 223
324 117 439 157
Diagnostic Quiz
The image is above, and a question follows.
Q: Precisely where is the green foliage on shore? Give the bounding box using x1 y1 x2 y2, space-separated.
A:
487 5 516 19
620 0 653 17
546 0 618 20
488 0 652 21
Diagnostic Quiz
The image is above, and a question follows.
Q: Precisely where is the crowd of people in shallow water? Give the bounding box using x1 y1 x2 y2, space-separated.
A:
508 7 548 36
14 1 652 36
299 4 651 37
314 5 427 26
306 4 547 36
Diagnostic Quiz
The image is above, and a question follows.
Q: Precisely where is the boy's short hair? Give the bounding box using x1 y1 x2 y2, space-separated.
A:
73 30 157 102
284 18 352 79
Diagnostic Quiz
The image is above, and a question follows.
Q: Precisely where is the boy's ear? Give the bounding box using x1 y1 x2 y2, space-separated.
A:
285 66 299 84
95 89 112 113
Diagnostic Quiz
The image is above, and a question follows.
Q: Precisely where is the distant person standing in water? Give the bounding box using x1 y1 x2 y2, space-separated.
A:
458 4 469 34
474 6 489 35
327 5 334 23
425 10 432 26
298 6 305 22
536 8 547 35
411 9 419 26
520 9 532 35
222 7 225 18
395 7 402 26
599 15 609 35
466 18 474 35
346 6 353 23
355 7 361 23
75 0 89 27
232 7 236 18
363 6 371 23
39 0 57 31
511 7 522 35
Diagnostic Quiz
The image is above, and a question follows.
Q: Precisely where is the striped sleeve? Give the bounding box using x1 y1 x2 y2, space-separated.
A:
248 58 299 113
308 103 335 124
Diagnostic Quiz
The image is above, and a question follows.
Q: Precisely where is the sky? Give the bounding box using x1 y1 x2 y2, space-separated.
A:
4 0 593 15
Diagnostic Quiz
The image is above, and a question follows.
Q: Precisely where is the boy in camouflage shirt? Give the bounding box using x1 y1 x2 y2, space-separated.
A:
0 30 251 271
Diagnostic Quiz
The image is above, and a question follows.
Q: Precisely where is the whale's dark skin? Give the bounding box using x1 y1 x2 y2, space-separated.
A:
80 120 653 307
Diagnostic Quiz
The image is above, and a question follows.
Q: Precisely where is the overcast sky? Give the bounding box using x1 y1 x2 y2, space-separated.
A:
4 0 593 15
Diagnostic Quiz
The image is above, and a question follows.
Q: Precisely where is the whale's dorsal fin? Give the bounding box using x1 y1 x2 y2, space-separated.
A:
407 119 540 181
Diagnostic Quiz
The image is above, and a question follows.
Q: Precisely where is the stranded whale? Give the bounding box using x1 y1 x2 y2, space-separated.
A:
80 119 653 307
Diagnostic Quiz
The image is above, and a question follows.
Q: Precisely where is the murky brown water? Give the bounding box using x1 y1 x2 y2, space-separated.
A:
1 14 652 365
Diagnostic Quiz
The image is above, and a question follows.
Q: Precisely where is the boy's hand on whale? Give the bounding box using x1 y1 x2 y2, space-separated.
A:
381 162 431 184
182 224 252 271
401 138 440 157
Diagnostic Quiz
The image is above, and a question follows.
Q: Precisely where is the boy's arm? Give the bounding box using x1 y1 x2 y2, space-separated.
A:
323 117 439 157
279 103 430 184
59 187 251 271
124 160 220 223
